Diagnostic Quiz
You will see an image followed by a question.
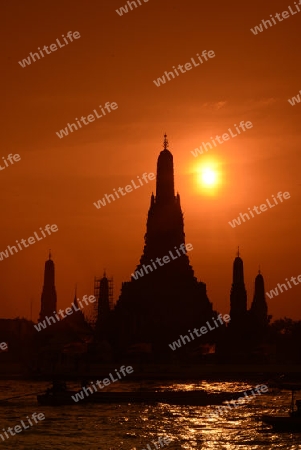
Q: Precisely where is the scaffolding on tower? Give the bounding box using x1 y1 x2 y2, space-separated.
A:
89 273 113 330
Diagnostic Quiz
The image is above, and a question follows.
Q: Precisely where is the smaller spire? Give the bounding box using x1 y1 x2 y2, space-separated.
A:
258 265 261 274
163 133 169 150
74 284 79 307
103 269 106 278
151 192 155 206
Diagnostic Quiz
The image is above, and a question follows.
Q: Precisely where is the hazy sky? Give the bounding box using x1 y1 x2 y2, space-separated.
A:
1 0 301 321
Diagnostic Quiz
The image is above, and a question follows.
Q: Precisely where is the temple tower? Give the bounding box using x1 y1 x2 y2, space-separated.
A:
95 272 112 339
38 251 57 322
249 269 269 334
229 248 247 329
113 135 214 353
71 287 86 326
137 134 195 279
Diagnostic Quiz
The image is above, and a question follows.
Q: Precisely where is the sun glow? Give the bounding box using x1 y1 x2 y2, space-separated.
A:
193 158 222 195
201 168 217 186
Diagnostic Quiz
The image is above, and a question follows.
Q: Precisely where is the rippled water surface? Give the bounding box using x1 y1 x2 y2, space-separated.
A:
0 380 300 449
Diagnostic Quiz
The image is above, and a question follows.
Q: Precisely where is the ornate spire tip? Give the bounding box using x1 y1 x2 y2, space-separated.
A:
163 133 169 150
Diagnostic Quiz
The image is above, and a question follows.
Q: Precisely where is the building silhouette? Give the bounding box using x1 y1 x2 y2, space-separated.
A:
249 269 269 339
229 248 248 332
225 250 270 360
94 272 113 340
113 135 214 355
38 251 57 322
68 288 87 329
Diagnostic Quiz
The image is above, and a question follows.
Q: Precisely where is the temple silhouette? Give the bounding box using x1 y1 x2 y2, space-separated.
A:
94 272 113 341
112 135 215 355
2 138 301 376
224 250 270 360
39 251 57 322
229 248 248 334
229 250 269 336
33 135 272 367
249 269 269 336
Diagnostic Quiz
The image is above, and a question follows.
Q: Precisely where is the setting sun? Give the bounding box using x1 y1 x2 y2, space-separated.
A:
187 156 223 197
193 158 222 194
201 168 217 186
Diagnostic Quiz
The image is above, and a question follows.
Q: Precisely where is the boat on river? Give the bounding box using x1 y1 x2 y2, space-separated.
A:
37 381 257 407
262 383 301 432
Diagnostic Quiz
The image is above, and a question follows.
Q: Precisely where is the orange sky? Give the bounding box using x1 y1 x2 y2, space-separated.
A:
1 0 301 321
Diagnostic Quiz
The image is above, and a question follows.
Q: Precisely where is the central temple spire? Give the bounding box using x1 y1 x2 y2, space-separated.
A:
114 136 214 356
155 134 175 204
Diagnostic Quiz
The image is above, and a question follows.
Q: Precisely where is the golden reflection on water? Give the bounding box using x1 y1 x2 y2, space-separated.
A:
161 381 253 394
138 384 300 450
0 380 300 449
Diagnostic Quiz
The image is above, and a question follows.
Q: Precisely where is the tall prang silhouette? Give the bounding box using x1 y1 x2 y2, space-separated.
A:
249 269 269 339
226 252 270 358
95 271 112 340
229 248 247 332
38 251 57 322
113 135 214 355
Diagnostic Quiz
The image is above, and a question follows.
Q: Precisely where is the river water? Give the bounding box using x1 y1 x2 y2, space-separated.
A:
0 380 300 449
